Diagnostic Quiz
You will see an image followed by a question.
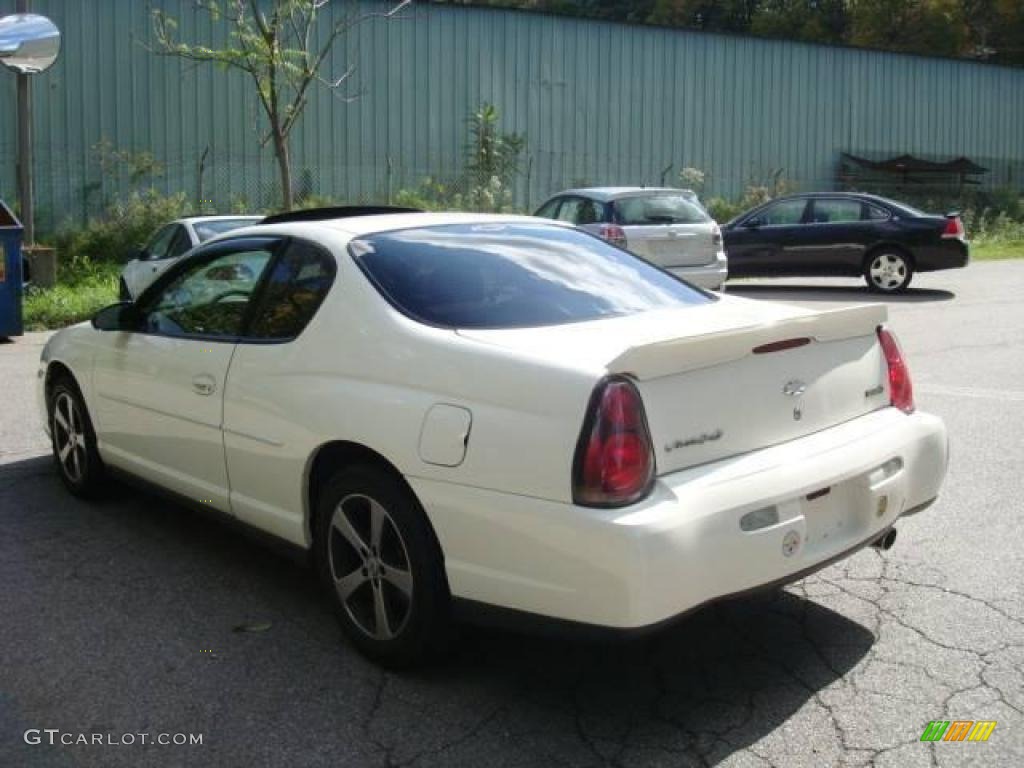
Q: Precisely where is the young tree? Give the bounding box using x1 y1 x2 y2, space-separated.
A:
464 103 525 211
152 0 411 211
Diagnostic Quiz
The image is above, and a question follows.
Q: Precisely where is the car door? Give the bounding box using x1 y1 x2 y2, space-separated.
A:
791 198 872 275
724 198 810 276
91 237 281 510
221 239 338 544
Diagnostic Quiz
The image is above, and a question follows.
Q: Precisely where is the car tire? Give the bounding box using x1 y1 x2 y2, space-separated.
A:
49 376 107 498
864 250 913 293
118 277 132 302
314 464 451 667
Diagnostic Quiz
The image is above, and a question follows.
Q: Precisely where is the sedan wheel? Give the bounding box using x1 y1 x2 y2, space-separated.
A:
315 465 451 666
865 252 913 293
328 493 414 641
49 379 105 497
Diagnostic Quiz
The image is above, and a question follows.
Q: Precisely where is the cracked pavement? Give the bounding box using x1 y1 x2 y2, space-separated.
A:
1 261 1022 767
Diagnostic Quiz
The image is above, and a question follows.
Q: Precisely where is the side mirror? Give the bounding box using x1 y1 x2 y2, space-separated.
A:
744 217 763 229
125 247 144 263
92 302 140 332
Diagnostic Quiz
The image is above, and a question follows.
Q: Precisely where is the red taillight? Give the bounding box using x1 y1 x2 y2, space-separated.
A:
877 327 914 414
599 224 628 249
942 216 965 240
573 378 655 507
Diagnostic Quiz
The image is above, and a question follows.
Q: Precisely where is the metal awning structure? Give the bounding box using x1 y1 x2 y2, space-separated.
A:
840 153 989 186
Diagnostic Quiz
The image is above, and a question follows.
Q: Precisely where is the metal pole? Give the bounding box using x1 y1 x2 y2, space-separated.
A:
16 0 33 245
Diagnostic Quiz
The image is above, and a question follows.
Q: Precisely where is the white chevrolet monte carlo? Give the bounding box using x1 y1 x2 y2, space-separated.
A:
38 208 948 665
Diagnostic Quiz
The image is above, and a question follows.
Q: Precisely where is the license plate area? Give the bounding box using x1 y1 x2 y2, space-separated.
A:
652 238 708 266
802 480 854 553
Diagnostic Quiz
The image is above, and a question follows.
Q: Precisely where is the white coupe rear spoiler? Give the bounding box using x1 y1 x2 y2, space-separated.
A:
607 303 888 381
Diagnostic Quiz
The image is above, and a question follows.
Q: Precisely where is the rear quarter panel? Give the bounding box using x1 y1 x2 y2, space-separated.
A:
220 233 601 547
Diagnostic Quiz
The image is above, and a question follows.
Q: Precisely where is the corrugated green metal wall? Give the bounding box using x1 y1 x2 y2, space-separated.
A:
1 0 1022 230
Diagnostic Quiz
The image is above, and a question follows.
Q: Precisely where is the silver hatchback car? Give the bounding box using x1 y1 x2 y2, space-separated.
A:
534 187 728 290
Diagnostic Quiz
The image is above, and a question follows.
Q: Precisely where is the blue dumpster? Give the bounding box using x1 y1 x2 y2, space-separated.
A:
0 200 25 338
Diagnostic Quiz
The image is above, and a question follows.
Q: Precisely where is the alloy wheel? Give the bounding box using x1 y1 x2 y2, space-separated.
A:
869 253 908 292
53 391 86 484
328 493 414 640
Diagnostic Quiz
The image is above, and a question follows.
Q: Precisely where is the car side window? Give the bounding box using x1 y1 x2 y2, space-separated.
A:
810 199 862 224
535 198 562 219
575 199 602 225
245 240 337 340
143 225 177 261
758 200 808 226
166 226 192 259
556 198 582 224
865 204 891 221
138 245 276 339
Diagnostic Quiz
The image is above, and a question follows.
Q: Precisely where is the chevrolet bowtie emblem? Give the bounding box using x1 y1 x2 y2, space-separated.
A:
783 379 807 397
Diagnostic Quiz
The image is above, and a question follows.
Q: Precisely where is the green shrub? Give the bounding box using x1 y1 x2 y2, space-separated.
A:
393 178 456 211
705 197 744 224
964 208 1024 244
395 103 526 214
54 190 193 266
294 194 339 211
678 167 706 194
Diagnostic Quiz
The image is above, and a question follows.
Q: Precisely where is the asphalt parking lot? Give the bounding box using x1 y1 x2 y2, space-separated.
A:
2 261 1022 768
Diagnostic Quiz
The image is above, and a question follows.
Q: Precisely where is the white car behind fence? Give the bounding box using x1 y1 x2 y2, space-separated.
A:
120 215 263 300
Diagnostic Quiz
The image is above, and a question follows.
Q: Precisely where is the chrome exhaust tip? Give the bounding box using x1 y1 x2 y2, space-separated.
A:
871 529 897 551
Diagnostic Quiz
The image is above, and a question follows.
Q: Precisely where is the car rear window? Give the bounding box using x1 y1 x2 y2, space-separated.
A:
193 219 261 242
614 194 710 225
350 222 712 330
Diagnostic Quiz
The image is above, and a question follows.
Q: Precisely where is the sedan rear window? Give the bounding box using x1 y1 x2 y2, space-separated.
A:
350 223 712 330
614 194 710 226
194 219 261 242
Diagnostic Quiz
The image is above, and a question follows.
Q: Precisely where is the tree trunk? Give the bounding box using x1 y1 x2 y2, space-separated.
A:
273 129 293 211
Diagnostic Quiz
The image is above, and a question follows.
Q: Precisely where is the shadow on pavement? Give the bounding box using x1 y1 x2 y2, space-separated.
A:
1 455 875 767
729 283 955 304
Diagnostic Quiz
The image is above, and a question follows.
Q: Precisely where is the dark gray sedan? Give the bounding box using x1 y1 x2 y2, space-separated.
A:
723 192 969 292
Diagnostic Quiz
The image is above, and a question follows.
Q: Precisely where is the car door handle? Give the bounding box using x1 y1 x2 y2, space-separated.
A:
192 374 217 396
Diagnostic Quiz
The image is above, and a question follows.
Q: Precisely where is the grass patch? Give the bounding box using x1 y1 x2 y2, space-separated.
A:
971 240 1024 261
23 260 120 331
23 190 195 331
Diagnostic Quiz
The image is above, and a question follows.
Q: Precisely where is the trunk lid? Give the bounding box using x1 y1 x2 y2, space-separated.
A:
459 299 890 475
624 306 889 474
624 223 717 267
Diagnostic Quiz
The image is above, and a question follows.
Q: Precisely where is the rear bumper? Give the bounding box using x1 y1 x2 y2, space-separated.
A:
412 407 947 629
917 240 969 271
666 250 728 290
